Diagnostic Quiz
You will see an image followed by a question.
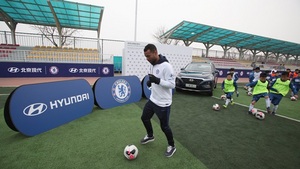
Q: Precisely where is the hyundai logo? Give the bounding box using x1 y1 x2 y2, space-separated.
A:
189 79 194 82
23 103 47 116
69 68 78 73
8 67 20 73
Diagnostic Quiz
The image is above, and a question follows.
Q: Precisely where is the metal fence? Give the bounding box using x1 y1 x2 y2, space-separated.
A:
1 31 298 65
0 31 125 62
0 49 115 64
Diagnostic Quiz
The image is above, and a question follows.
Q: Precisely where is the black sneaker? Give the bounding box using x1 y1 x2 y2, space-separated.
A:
271 112 276 115
140 135 155 144
165 146 176 157
248 111 252 115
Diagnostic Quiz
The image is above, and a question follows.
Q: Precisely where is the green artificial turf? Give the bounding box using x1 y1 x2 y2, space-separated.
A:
213 87 300 121
0 87 15 109
1 86 300 169
137 91 300 169
0 104 207 169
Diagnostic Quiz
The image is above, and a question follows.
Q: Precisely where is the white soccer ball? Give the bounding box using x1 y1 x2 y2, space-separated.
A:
212 104 220 111
124 145 138 160
220 95 226 100
290 96 297 101
251 108 258 115
255 112 265 120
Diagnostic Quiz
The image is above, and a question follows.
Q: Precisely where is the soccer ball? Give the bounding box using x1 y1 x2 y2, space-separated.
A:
212 104 220 111
220 95 226 100
290 96 297 101
255 112 265 120
251 108 258 115
124 145 138 160
247 92 252 96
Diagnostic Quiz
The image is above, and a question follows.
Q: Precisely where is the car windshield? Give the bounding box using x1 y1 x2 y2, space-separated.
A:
185 64 211 72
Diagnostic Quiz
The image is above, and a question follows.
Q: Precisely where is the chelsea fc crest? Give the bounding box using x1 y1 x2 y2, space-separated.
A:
112 79 131 103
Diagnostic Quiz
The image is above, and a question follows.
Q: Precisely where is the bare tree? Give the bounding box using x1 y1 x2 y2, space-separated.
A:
226 48 238 59
32 25 77 47
153 26 181 45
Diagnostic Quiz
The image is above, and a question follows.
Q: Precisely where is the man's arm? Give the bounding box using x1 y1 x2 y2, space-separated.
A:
291 77 296 85
233 81 238 91
268 80 279 92
245 81 258 87
221 81 225 90
159 64 175 89
234 72 239 81
249 73 254 82
290 83 298 97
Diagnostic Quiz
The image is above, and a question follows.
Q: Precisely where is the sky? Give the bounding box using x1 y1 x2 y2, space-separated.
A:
1 0 300 52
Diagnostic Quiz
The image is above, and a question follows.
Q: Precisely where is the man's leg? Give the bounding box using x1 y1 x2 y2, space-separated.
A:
223 92 232 108
155 105 174 146
248 94 261 114
271 94 282 115
264 94 271 113
154 105 176 157
141 101 155 144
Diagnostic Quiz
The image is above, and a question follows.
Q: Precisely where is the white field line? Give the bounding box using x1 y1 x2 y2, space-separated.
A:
212 96 300 123
0 94 9 96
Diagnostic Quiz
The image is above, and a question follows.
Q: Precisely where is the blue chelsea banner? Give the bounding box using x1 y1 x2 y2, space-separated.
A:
142 75 151 99
4 79 94 136
93 76 142 109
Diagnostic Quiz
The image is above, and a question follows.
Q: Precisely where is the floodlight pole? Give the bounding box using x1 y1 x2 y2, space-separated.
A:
48 0 62 47
134 0 138 41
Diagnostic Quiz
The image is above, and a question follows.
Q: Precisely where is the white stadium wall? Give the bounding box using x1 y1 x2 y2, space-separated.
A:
123 41 193 80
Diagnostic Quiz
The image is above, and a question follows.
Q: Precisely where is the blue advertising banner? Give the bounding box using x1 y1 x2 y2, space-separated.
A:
142 75 151 99
93 76 142 109
5 79 94 136
0 62 114 77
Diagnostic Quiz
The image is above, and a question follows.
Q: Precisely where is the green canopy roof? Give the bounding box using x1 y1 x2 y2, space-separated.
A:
0 0 104 31
162 21 300 56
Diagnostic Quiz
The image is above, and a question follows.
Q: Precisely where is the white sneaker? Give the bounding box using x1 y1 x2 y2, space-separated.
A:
140 135 155 144
165 146 176 157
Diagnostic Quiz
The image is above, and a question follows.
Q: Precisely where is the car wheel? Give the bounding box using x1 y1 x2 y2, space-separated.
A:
208 91 213 96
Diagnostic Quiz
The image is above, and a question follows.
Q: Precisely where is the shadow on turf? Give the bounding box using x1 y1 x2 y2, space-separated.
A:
5 133 28 141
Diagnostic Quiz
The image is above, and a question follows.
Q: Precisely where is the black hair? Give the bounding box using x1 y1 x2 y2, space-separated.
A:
281 71 289 76
227 72 233 77
255 67 260 70
260 72 267 77
144 44 157 52
229 68 235 71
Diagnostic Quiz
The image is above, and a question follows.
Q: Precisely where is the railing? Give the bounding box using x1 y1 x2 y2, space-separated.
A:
0 31 125 57
0 49 113 64
1 31 298 66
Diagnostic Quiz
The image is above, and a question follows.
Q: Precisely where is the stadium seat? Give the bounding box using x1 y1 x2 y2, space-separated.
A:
25 45 101 63
0 44 19 57
206 57 246 68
